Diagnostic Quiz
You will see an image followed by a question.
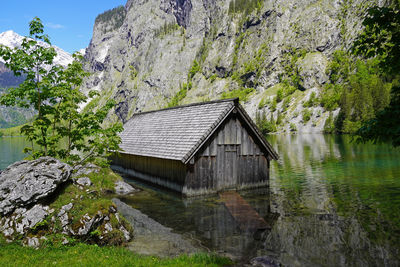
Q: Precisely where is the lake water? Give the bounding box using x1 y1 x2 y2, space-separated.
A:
119 134 400 266
0 136 28 170
1 135 399 266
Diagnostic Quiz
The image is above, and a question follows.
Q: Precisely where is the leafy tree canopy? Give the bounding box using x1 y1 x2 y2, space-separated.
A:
0 17 123 165
353 1 400 147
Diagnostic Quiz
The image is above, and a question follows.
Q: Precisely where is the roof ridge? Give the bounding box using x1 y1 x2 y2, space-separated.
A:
181 102 235 163
128 98 239 118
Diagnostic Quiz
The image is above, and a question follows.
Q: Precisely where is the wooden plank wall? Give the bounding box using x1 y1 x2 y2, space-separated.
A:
112 153 187 185
185 113 270 192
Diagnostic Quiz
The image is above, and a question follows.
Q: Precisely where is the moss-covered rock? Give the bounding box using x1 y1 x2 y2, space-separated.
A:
0 159 135 247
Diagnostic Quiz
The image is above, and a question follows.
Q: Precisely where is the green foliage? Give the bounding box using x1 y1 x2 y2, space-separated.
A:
129 65 138 80
221 87 254 102
276 88 284 103
303 91 318 107
275 82 296 103
302 108 311 123
255 110 276 134
154 22 180 38
282 96 291 112
0 124 24 136
290 123 297 132
228 0 263 15
209 74 217 83
280 48 307 90
166 82 191 108
327 50 353 84
335 59 391 133
270 97 277 112
258 97 270 109
95 6 126 33
353 2 400 146
275 111 284 126
0 243 232 267
188 60 201 80
323 47 393 134
320 84 342 111
353 3 400 75
0 17 123 165
323 112 335 133
232 33 245 67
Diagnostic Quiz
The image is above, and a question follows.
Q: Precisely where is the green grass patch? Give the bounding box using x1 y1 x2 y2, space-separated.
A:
0 243 232 267
221 87 255 102
50 168 120 211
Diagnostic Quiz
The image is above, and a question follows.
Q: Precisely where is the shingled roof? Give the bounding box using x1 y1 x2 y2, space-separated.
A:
119 98 278 163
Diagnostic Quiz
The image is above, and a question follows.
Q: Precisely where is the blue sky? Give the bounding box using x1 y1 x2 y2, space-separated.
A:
0 0 126 53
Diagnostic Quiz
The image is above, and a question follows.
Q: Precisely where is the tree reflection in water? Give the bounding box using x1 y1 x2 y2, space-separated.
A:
120 134 400 266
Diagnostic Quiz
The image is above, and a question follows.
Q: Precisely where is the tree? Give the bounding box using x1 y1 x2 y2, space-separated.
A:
0 17 122 164
353 1 400 147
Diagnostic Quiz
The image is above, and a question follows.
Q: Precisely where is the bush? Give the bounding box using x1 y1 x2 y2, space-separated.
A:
276 88 284 103
189 60 201 80
303 91 318 107
302 108 311 122
290 123 297 132
256 111 276 134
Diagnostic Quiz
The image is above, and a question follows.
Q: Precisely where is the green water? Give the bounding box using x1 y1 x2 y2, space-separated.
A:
119 134 400 266
1 135 399 265
0 137 28 170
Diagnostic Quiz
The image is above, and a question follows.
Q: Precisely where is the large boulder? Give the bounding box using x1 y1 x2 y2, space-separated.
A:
0 157 72 216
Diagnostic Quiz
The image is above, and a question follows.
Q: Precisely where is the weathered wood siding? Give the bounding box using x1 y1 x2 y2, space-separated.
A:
111 153 187 190
184 113 270 194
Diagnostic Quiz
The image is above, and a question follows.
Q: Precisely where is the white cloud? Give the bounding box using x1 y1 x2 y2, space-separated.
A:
46 22 65 29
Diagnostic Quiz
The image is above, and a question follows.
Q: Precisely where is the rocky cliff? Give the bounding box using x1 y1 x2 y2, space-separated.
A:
81 0 377 133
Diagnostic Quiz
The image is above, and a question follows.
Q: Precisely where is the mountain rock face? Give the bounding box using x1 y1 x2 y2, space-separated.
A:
81 0 377 132
0 31 73 128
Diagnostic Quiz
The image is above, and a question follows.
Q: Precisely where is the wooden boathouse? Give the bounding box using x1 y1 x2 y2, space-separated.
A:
111 98 278 196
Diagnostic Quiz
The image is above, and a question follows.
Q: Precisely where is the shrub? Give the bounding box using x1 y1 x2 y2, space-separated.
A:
189 60 201 80
302 108 311 122
255 111 276 134
303 91 317 107
290 123 297 132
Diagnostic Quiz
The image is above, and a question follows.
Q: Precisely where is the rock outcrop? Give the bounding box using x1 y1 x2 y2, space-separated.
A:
0 157 72 216
81 0 379 133
0 157 134 247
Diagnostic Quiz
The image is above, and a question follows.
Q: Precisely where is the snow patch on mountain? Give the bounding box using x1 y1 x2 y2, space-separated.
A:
0 30 73 66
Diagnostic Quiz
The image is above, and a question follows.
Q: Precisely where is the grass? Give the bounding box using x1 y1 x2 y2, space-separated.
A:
0 243 232 267
221 87 255 102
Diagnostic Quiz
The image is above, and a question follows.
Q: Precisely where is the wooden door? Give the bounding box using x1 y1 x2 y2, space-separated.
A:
217 144 238 190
